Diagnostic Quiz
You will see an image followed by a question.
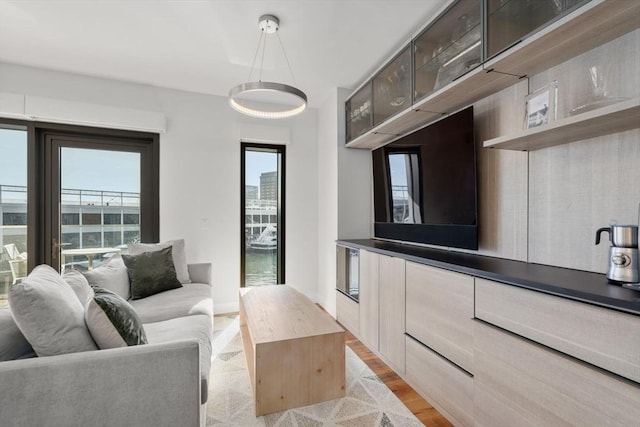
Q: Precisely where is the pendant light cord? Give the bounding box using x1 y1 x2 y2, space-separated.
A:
248 30 265 82
276 31 297 84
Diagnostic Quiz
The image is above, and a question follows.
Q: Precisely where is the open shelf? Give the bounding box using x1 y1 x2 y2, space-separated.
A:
483 98 640 151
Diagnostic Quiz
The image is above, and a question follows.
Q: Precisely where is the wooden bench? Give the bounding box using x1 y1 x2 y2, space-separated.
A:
239 285 345 416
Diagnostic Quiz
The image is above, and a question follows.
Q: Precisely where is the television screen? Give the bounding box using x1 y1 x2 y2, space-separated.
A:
372 106 477 249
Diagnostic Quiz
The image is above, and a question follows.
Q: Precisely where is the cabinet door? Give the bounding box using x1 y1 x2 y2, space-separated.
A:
379 254 406 373
406 262 474 373
336 290 359 335
475 321 640 426
406 335 473 427
358 250 379 350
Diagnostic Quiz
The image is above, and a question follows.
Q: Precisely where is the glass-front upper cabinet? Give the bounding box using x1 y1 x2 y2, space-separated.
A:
346 82 373 142
373 46 412 126
414 0 482 102
486 0 589 58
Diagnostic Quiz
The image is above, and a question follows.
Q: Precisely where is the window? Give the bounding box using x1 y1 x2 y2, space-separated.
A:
388 152 422 224
123 213 139 225
0 118 159 284
0 125 28 306
241 143 285 286
103 213 121 225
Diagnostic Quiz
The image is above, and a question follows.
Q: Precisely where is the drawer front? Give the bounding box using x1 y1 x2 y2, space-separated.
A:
406 335 473 427
474 321 640 427
406 262 474 373
336 291 359 335
475 278 640 382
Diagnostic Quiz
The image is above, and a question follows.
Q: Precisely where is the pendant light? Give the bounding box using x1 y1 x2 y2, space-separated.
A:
228 14 307 119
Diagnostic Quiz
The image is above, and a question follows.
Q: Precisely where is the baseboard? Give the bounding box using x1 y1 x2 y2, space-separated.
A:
214 301 239 315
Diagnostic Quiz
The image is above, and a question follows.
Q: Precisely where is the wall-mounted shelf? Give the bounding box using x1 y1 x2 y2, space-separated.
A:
345 0 640 151
483 98 640 151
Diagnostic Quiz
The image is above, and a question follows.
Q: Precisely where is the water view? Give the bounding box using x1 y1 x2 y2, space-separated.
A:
245 251 277 286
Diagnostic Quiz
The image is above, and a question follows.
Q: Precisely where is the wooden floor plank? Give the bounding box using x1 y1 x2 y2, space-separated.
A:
344 329 453 427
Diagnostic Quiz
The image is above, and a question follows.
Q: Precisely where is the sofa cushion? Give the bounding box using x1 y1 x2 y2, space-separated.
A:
9 264 98 356
63 269 93 305
128 239 191 284
144 314 213 404
82 254 130 300
0 305 35 361
122 246 182 300
129 283 213 323
85 287 148 349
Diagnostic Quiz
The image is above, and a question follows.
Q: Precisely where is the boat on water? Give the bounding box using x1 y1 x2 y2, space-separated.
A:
249 225 277 251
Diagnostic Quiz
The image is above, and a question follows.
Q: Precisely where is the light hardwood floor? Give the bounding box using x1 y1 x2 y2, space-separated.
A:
344 328 452 427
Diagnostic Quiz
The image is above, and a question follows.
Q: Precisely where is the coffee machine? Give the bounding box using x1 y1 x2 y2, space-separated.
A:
595 225 639 284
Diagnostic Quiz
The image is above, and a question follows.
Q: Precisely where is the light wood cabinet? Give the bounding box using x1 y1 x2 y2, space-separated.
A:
406 262 474 373
358 250 379 351
346 0 640 150
475 278 640 383
474 321 640 426
378 254 406 373
406 335 473 427
336 290 359 336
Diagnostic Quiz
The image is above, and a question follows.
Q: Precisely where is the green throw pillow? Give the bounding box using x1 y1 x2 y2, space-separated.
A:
122 246 182 300
85 286 147 348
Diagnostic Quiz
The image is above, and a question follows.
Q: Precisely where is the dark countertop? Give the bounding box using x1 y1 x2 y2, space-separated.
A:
337 239 640 316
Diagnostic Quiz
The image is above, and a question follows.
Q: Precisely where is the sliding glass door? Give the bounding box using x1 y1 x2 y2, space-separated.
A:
43 129 159 272
0 125 28 306
0 118 159 301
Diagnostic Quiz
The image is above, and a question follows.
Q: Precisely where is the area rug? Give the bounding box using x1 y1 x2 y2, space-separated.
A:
206 315 423 427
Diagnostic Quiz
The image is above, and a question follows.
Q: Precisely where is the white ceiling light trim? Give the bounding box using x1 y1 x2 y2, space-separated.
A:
228 14 307 119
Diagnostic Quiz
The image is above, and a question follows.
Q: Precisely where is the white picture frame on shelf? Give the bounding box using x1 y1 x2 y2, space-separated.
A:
524 81 558 129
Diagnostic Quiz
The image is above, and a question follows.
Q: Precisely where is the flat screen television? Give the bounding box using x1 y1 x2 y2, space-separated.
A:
372 106 478 250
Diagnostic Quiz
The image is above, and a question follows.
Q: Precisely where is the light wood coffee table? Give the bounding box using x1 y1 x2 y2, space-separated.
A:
239 285 345 416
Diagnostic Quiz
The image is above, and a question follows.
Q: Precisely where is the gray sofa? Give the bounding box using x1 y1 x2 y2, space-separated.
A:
0 262 213 427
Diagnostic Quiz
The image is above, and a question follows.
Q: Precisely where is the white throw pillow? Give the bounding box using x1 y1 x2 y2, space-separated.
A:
9 264 98 356
82 254 130 300
85 286 147 349
63 269 93 305
127 239 191 284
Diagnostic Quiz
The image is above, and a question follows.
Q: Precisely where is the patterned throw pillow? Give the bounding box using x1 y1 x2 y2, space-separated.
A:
85 286 147 348
122 246 182 300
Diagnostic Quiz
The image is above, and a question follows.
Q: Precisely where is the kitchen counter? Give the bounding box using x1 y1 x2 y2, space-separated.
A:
337 239 640 315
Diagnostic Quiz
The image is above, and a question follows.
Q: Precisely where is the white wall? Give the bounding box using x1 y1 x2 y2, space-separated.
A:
317 89 340 316
0 62 319 313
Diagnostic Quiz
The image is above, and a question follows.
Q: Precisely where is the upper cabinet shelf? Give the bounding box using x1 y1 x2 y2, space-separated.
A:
345 0 640 150
486 0 640 77
483 98 640 151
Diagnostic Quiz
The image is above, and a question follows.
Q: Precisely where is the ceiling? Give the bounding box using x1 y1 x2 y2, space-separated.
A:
0 0 449 109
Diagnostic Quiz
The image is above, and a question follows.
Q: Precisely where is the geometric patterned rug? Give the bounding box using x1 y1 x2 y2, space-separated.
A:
206 315 424 427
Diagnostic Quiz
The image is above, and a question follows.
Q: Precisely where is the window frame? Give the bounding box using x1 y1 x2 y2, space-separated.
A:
0 118 159 272
240 142 286 287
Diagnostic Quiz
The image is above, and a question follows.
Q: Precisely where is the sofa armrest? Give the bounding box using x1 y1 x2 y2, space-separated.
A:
188 263 212 286
0 340 201 427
